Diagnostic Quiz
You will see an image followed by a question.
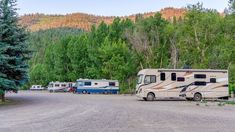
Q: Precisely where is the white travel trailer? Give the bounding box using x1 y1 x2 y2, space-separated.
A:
47 82 73 92
30 85 44 90
136 69 229 101
74 79 119 94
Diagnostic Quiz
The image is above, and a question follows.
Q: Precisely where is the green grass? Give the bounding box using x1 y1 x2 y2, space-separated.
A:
0 101 7 105
225 101 235 105
0 100 12 106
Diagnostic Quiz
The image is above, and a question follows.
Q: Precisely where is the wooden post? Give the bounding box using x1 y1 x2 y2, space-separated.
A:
1 93 5 102
231 91 234 98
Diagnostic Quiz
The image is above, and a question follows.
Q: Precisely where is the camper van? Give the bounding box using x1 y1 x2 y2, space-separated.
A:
74 79 119 94
30 85 44 90
136 69 229 101
47 82 74 92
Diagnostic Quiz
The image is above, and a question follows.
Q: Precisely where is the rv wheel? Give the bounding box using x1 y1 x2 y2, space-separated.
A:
82 90 87 94
146 93 155 101
193 93 202 101
49 90 53 93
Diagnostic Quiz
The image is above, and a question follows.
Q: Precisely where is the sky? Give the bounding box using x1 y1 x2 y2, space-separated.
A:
17 0 229 16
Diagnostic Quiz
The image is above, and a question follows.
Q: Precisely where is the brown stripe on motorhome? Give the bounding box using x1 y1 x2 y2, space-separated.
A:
152 87 165 90
152 81 175 90
169 86 185 90
183 71 193 77
212 85 228 89
188 86 199 92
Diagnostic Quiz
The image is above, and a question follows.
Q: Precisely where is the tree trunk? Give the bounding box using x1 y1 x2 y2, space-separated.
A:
170 38 178 69
1 93 5 102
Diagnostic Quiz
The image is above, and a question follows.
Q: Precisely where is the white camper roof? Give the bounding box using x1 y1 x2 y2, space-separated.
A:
138 69 228 75
76 79 119 82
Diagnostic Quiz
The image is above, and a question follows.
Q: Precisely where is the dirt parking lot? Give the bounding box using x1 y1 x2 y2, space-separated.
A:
0 91 235 132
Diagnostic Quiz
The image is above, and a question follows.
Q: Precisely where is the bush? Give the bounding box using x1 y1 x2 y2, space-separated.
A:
229 83 235 95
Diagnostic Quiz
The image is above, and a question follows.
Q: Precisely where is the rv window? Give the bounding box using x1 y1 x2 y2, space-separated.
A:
37 86 40 88
151 76 156 83
84 82 91 86
177 77 185 82
61 84 66 87
144 75 156 84
55 84 60 87
109 82 116 86
137 75 143 84
160 73 165 81
77 81 83 86
210 78 216 83
194 81 207 86
171 73 176 81
194 74 206 79
94 83 98 85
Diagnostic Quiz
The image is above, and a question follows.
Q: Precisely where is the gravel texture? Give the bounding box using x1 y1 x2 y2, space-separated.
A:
0 91 235 132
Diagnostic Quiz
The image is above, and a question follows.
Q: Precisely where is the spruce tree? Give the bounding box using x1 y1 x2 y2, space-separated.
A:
0 0 30 102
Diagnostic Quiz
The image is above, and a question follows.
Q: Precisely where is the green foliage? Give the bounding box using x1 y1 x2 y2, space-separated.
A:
0 0 30 94
229 84 235 94
27 3 235 93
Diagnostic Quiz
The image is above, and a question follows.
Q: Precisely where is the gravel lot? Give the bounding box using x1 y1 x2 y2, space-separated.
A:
0 91 235 132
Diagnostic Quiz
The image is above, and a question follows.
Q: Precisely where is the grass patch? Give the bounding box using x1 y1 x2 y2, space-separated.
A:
0 99 12 106
225 101 235 105
217 102 226 106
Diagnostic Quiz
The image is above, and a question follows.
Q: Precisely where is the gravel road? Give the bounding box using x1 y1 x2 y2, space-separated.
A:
0 91 235 132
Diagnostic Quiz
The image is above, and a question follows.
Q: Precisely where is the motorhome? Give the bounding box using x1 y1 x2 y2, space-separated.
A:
136 69 229 101
47 82 74 92
30 85 44 90
74 79 119 94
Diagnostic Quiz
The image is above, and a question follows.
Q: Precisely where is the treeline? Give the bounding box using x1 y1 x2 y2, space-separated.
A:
27 4 235 93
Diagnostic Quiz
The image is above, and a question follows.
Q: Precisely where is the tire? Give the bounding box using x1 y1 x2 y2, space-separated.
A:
49 90 53 93
146 93 155 101
73 90 76 94
82 90 87 94
219 96 229 100
193 93 202 101
143 97 147 101
186 98 193 101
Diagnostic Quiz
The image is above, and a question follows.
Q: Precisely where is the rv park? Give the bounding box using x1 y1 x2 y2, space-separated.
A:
1 0 235 132
1 91 235 132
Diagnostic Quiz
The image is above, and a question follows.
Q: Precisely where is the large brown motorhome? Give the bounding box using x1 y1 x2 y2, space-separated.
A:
136 69 229 101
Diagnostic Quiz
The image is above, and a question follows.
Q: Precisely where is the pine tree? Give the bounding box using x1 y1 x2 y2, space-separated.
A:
0 0 30 102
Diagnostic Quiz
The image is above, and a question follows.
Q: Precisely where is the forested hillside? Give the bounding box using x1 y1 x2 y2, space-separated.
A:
27 4 235 93
20 8 185 31
27 28 83 87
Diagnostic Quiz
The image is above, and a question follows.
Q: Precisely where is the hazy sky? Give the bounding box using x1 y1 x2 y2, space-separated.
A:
17 0 229 16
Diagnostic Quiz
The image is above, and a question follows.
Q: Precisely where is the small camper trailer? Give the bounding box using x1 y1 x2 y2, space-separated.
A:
47 82 74 92
30 85 44 90
136 69 229 101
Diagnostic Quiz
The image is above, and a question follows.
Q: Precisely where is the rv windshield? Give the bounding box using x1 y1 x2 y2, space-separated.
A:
137 75 143 84
48 83 53 87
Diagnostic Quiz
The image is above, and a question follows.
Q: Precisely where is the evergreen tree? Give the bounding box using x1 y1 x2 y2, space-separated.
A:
0 0 30 102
